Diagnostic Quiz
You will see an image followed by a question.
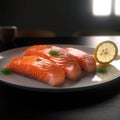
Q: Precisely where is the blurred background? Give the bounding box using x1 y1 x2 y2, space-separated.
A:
0 0 120 36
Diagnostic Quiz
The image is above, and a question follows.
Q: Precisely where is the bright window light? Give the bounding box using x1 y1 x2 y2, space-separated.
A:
93 0 112 16
115 0 120 15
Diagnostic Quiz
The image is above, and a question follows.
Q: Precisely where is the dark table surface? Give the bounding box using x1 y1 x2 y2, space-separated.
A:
0 36 120 120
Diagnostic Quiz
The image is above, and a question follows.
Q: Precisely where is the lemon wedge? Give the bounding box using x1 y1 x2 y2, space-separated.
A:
94 41 118 65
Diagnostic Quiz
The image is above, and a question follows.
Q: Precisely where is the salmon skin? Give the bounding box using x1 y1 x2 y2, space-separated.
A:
6 56 65 86
23 45 81 80
65 47 96 73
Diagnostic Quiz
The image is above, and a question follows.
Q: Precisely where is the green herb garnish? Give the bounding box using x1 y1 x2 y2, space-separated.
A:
0 68 11 75
49 50 60 56
97 66 107 73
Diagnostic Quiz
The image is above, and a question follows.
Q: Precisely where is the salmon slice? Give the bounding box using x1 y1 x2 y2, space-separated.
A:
23 45 81 80
65 47 96 73
6 56 65 86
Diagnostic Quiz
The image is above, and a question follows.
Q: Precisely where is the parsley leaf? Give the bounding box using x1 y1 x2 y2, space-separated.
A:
49 50 60 56
97 66 107 73
0 68 11 75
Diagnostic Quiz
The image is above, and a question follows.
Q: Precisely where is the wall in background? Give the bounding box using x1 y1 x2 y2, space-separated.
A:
1 0 120 36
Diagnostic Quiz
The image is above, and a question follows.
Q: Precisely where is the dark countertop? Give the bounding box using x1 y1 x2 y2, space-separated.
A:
0 36 120 120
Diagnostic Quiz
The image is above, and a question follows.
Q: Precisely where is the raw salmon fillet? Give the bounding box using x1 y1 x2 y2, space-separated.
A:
65 47 96 73
6 56 65 86
23 45 81 80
